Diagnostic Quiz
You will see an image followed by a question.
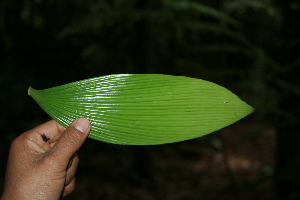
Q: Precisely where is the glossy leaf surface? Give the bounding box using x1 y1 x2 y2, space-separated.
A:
28 74 254 145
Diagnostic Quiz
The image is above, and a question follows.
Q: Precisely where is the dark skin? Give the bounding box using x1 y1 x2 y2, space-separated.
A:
0 117 90 200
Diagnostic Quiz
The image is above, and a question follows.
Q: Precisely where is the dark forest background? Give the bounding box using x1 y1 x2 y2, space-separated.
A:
0 0 299 199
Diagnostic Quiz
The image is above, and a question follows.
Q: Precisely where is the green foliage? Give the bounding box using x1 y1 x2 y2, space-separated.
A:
29 74 254 145
165 0 241 28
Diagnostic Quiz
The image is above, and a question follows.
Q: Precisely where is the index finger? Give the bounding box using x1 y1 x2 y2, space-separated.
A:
27 120 66 143
14 120 67 154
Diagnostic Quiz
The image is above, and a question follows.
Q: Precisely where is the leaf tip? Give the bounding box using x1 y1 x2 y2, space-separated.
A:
28 87 33 96
244 103 255 118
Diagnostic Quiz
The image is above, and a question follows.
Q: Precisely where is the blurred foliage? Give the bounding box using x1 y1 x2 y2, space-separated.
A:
0 0 299 199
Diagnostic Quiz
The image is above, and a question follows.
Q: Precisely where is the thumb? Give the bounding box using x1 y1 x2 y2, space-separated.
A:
49 118 90 164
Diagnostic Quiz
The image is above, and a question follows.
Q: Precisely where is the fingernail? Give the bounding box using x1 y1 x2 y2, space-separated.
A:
74 118 90 133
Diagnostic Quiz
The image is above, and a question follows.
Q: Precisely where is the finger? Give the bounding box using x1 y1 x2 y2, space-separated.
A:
62 178 76 197
65 154 79 186
29 120 66 143
20 120 66 152
14 120 65 154
49 118 90 165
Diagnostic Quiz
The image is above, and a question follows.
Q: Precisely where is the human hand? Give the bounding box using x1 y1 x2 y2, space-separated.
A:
1 117 90 200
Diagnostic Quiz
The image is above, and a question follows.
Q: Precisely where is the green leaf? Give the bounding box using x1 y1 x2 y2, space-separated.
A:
28 74 254 145
165 0 241 28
